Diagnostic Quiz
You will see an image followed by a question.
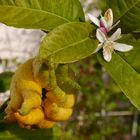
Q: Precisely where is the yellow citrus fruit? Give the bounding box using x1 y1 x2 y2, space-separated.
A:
14 108 44 125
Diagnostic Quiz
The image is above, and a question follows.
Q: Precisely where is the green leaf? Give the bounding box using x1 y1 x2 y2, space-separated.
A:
0 123 61 140
108 0 140 33
39 22 98 63
97 35 140 109
0 72 13 92
0 0 84 31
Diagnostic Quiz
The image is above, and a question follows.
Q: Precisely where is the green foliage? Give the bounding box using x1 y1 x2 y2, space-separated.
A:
39 22 98 63
0 72 13 92
0 0 140 139
62 56 135 139
108 0 140 33
97 35 140 110
0 123 61 140
0 0 84 31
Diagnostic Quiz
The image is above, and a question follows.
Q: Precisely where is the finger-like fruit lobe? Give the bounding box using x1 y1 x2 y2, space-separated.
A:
5 58 78 129
14 108 44 125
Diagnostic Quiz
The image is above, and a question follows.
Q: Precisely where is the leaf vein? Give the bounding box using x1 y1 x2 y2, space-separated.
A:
116 0 140 21
0 5 70 22
48 37 89 57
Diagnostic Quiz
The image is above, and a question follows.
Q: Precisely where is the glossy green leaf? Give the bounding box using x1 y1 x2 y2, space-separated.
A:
0 123 61 140
0 72 13 92
39 22 98 63
0 0 84 31
97 35 140 109
108 0 140 33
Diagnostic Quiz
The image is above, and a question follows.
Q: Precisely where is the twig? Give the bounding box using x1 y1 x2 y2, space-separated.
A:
94 111 138 117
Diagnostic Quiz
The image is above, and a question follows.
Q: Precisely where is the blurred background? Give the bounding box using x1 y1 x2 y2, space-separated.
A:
0 0 139 140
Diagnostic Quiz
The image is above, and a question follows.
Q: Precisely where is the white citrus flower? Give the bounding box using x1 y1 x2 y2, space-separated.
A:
95 28 133 62
88 8 119 34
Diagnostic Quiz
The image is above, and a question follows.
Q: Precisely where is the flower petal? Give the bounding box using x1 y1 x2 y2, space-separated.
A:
109 28 121 41
94 43 103 53
104 8 113 30
100 16 108 29
96 29 107 43
88 14 100 27
100 27 107 34
113 43 133 52
103 48 112 62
